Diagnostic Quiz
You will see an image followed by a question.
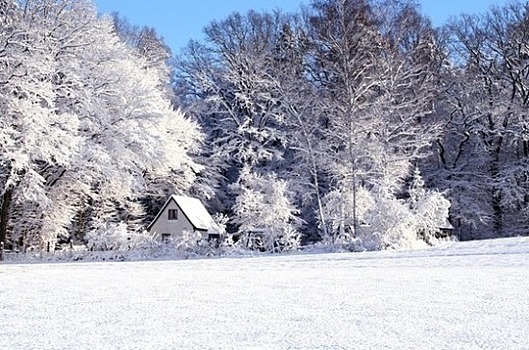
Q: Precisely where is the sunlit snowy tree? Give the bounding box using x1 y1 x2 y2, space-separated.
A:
305 0 442 247
0 0 81 249
230 167 302 252
0 0 203 251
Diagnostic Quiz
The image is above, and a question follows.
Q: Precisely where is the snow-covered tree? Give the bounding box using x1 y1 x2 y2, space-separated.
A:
0 0 203 251
0 0 81 249
174 10 301 224
111 13 173 92
230 167 302 252
305 0 442 242
271 21 331 242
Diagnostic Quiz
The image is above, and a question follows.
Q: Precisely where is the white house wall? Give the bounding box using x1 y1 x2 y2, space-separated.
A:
149 200 196 241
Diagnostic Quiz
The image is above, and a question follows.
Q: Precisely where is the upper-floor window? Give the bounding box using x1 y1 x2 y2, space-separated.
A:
168 209 178 220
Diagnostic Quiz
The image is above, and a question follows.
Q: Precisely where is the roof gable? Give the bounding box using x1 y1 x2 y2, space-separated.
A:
148 195 219 233
172 195 218 232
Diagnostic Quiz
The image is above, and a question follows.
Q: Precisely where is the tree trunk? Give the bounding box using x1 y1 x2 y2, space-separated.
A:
490 161 503 236
0 188 13 260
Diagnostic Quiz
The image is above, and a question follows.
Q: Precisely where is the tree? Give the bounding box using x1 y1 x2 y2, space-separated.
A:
174 11 297 219
230 167 302 252
305 0 442 245
1 0 203 251
0 0 81 250
111 13 173 92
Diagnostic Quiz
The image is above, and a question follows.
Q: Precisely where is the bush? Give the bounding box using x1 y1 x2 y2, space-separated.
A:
85 222 159 251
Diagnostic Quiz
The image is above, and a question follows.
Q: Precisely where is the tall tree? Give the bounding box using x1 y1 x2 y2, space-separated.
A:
174 11 301 237
0 0 80 249
1 0 203 251
305 0 442 244
111 13 173 91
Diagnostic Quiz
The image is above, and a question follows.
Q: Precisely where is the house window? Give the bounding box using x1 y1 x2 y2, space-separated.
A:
208 234 220 241
161 233 171 244
168 209 178 220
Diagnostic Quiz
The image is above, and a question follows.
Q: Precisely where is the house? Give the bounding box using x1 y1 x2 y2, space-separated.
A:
148 195 221 243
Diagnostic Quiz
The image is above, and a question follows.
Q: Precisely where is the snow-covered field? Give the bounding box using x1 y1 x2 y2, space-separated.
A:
2 237 529 350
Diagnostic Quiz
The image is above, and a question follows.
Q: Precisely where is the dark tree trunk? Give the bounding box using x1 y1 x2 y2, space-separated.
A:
490 161 503 236
0 188 13 260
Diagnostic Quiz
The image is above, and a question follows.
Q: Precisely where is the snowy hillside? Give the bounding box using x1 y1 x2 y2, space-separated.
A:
2 237 528 349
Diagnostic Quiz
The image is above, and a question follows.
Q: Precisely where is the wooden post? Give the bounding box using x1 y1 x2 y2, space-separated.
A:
0 241 4 261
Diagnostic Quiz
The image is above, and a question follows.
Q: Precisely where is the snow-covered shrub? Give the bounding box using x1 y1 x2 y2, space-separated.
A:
359 189 420 250
127 230 161 250
272 226 301 252
230 167 302 252
320 168 452 250
212 213 229 235
412 191 452 244
85 223 159 251
85 223 127 251
174 229 204 253
358 182 451 250
166 230 221 256
321 186 374 244
407 168 452 244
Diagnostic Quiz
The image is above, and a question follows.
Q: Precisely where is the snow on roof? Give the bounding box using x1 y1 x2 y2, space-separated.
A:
171 195 220 233
439 218 454 230
147 195 220 234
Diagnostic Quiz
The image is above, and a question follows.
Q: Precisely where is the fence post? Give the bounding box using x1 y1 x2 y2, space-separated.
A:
0 241 4 261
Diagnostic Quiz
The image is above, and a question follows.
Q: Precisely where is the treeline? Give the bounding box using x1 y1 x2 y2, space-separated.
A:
1 0 528 253
175 0 529 247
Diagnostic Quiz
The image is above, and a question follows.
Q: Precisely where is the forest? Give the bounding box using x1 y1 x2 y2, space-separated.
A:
1 0 529 254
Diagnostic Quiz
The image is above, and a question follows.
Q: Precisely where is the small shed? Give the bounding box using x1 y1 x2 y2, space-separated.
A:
148 195 220 243
437 218 454 238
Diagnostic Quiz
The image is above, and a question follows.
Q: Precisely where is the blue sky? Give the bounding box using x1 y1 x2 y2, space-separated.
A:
94 0 510 54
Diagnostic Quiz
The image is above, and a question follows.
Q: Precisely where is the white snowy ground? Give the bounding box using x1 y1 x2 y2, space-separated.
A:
1 237 529 350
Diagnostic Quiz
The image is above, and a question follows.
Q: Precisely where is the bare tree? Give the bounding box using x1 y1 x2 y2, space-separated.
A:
304 0 441 242
435 1 529 238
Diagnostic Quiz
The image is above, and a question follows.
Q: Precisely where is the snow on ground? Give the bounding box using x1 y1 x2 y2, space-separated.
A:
1 237 528 350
